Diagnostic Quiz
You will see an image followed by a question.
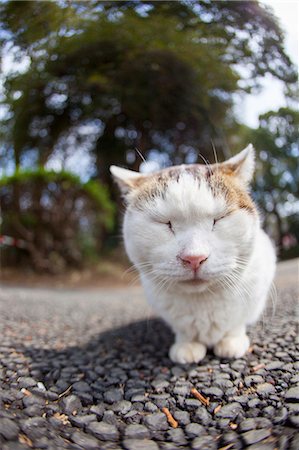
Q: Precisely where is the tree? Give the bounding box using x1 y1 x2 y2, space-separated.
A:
0 0 296 181
243 107 299 255
0 169 114 271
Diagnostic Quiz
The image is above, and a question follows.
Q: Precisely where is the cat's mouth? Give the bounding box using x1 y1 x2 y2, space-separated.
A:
180 278 208 285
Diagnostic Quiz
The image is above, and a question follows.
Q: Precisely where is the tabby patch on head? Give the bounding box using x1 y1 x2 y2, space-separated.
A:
110 144 276 365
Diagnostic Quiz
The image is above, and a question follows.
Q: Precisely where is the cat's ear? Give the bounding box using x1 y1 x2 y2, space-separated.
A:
220 144 255 184
110 165 146 195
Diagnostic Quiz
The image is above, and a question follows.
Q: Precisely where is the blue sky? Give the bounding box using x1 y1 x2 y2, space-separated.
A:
237 0 299 127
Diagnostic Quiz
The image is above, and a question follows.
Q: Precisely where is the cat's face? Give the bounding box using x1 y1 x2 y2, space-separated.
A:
111 145 259 292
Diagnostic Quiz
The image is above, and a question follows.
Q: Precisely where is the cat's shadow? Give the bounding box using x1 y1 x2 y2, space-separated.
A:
21 318 179 399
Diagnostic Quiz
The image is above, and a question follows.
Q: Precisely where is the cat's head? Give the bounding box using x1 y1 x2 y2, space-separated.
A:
111 145 259 293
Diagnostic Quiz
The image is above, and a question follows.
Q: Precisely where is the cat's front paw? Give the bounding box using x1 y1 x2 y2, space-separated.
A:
169 342 207 364
214 334 250 359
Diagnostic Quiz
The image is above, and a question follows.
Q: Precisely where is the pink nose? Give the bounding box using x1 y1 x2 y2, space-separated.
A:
179 254 208 271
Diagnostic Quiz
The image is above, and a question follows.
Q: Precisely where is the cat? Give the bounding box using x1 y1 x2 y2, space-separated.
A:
110 145 276 364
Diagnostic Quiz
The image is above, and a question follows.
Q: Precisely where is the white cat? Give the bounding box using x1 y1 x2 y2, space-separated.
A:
110 145 276 364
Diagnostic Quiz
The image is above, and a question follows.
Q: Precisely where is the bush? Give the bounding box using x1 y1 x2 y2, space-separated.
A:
0 168 115 272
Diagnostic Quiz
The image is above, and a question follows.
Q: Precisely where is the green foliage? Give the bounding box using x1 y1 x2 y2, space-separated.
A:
0 0 296 175
0 168 115 271
240 107 299 254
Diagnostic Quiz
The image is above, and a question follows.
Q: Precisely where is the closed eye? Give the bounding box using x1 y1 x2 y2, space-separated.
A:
166 221 173 232
213 215 227 228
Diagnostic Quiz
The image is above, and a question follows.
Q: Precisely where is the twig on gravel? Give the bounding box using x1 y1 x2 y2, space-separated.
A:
58 385 73 398
213 404 222 414
21 388 31 396
252 363 265 372
191 387 210 406
19 434 33 447
162 407 178 428
219 444 234 450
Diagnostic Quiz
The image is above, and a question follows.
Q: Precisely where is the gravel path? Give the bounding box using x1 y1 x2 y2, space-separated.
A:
0 260 298 450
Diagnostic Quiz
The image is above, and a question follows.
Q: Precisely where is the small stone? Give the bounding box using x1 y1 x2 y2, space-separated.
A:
173 384 191 396
18 377 37 388
90 404 105 418
123 439 159 450
202 387 223 398
71 431 101 449
102 410 118 425
23 394 46 408
214 402 242 419
62 394 82 415
167 428 187 445
125 424 150 439
144 402 158 413
256 383 276 396
248 399 260 408
244 375 264 386
273 407 288 424
112 400 132 414
239 418 257 432
242 429 272 445
213 378 234 389
72 381 91 392
173 410 190 425
0 418 19 440
289 415 299 427
265 361 284 370
37 382 46 391
144 412 169 430
192 435 217 449
151 380 169 391
69 414 97 428
285 387 299 402
104 388 123 404
185 422 205 437
86 421 119 441
194 407 211 425
185 398 201 408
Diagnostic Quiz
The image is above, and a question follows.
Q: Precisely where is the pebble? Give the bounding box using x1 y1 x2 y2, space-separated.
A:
104 388 123 404
69 414 97 428
185 422 205 437
17 377 37 388
86 421 119 441
173 410 190 425
214 402 242 419
89 403 105 418
123 439 159 450
242 428 272 445
72 381 91 392
144 412 169 430
61 394 82 415
256 383 276 396
192 435 217 449
167 427 187 445
0 418 20 440
112 400 132 414
71 431 101 449
244 375 264 386
285 386 299 401
124 424 150 439
202 387 223 398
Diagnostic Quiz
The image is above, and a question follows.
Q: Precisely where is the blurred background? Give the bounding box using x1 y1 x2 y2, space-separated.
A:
0 0 298 284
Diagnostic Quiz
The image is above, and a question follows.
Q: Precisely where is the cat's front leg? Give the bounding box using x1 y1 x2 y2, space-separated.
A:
213 326 250 359
169 332 207 364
